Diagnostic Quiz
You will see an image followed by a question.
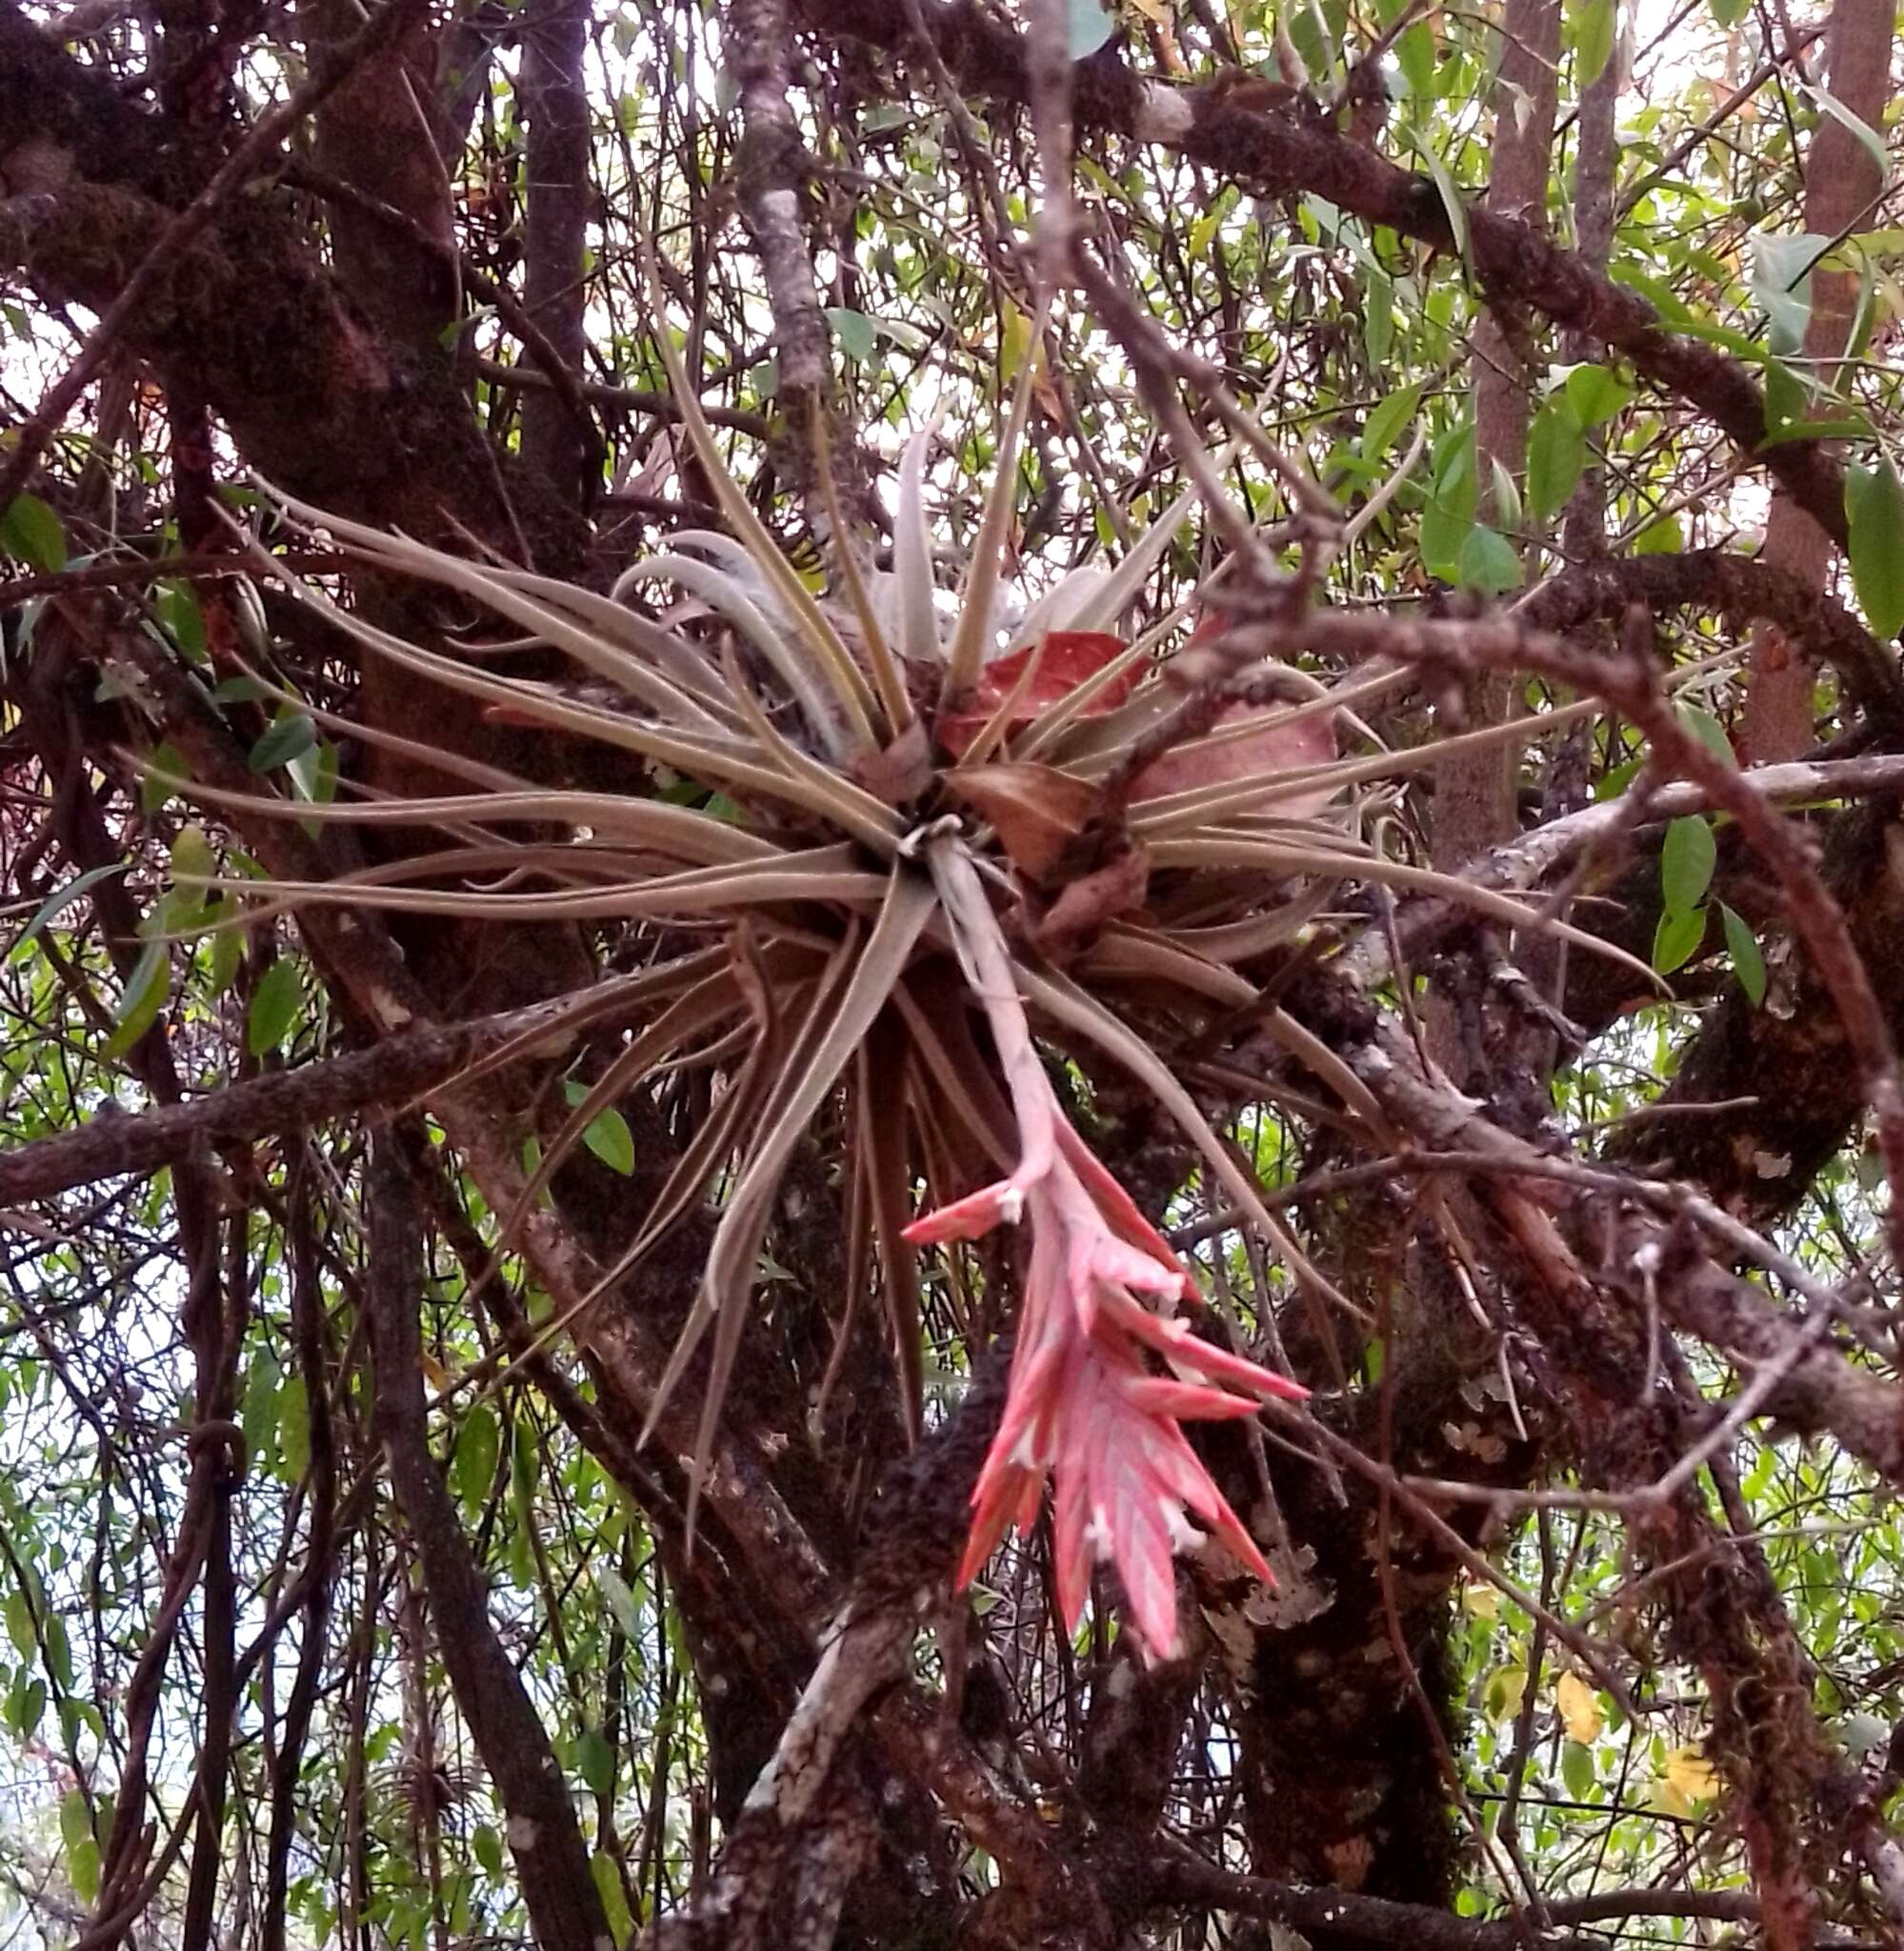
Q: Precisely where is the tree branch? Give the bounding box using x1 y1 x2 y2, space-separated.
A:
797 0 1857 548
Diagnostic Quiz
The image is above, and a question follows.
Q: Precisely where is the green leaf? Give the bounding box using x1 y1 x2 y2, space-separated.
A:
1421 428 1477 578
472 1824 505 1881
1456 524 1522 593
1762 358 1811 441
1761 413 1872 447
210 674 272 705
561 1078 637 1175
824 307 877 364
142 741 191 816
105 940 170 1057
1676 704 1735 770
1568 0 1614 88
170 822 216 884
1561 1740 1596 1800
584 1107 635 1175
508 1417 537 1589
575 1726 615 1796
1633 514 1682 554
4 1594 34 1662
248 713 318 775
1390 6 1435 94
1661 815 1717 914
0 493 67 573
247 957 304 1057
208 904 244 996
1595 755 1643 802
159 581 207 661
1721 901 1767 1006
1652 903 1707 975
10 862 127 963
1847 458 1904 639
1421 500 1472 581
1488 457 1523 536
591 1852 633 1949
60 1790 91 1857
1710 0 1750 24
452 1402 502 1516
1526 398 1587 521
43 1612 71 1691
278 1375 311 1484
1065 0 1114 57
68 1838 101 1905
1564 364 1633 429
1364 270 1393 367
243 1349 282 1473
9 1673 45 1740
595 1564 646 1639
1360 383 1421 466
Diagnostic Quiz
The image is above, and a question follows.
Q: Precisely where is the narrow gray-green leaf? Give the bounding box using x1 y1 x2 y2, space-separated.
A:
10 863 126 962
105 940 169 1056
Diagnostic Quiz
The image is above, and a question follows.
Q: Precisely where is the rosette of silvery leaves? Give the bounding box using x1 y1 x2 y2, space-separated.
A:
188 299 1635 1657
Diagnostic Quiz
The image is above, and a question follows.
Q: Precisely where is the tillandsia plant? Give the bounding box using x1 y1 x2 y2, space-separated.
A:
179 287 1649 1659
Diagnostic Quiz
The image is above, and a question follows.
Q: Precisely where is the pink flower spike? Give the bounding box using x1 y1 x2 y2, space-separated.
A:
1119 1376 1267 1422
1096 1285 1311 1403
919 833 1303 1659
1053 1119 1195 1295
902 1178 1022 1245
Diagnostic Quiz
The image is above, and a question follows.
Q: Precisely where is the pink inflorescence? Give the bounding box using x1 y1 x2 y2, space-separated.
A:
905 1067 1309 1660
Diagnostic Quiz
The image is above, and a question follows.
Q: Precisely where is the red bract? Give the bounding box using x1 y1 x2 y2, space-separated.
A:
905 1065 1309 1659
936 630 1137 757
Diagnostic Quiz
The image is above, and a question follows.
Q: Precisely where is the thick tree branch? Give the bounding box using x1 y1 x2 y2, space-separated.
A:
517 0 593 505
0 984 620 1208
365 1129 611 1951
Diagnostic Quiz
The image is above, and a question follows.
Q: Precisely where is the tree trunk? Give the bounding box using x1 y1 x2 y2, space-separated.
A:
1740 0 1895 762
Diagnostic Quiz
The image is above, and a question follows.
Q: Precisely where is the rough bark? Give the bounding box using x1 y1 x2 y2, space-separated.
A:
517 0 593 504
307 0 459 346
1433 0 1561 878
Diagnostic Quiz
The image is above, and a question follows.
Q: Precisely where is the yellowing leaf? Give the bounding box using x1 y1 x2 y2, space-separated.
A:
1462 1581 1501 1620
1662 1745 1720 1806
1556 1672 1603 1744
1483 1665 1526 1721
999 299 1035 387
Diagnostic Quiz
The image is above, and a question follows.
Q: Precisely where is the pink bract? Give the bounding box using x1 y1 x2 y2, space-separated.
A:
906 1073 1308 1659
